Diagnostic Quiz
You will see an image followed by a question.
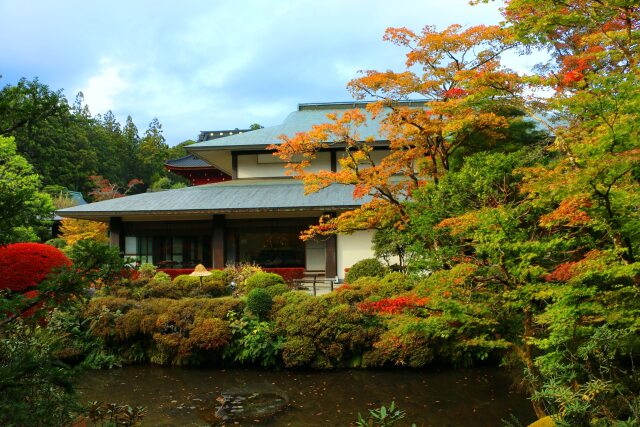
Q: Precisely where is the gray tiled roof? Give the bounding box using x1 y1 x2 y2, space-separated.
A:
187 101 427 151
165 154 212 168
56 179 370 219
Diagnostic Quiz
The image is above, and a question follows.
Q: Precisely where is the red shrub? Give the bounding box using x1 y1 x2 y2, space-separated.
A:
358 294 430 315
123 268 140 280
263 268 305 283
0 243 71 292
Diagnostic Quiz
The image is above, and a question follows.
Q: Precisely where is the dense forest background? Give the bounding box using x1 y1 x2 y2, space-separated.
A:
0 77 195 197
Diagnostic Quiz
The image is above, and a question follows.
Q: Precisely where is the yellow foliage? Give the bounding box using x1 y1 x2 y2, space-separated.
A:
59 218 108 245
527 416 556 427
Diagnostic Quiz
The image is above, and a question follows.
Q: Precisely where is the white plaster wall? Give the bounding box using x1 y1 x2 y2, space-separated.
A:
237 152 331 178
337 230 375 280
305 239 326 271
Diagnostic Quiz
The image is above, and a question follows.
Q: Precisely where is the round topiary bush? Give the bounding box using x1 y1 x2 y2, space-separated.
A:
139 281 184 299
246 288 273 318
188 279 226 297
245 272 285 292
151 271 172 284
265 283 290 297
344 258 386 284
172 274 227 297
173 274 194 288
0 242 72 292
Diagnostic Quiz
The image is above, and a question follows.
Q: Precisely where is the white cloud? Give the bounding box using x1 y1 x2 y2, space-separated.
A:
80 59 130 114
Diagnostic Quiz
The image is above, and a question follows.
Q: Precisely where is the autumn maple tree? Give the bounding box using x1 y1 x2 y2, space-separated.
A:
88 174 143 202
59 218 108 245
426 1 640 422
273 3 639 423
270 24 528 238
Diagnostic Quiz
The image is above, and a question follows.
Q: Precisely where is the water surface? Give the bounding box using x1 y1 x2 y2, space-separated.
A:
78 365 535 426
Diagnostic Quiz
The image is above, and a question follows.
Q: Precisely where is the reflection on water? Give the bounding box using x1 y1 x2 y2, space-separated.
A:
77 365 535 426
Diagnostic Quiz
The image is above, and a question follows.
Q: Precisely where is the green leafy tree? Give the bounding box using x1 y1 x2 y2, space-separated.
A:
0 136 53 243
137 118 169 185
0 77 66 136
0 80 98 190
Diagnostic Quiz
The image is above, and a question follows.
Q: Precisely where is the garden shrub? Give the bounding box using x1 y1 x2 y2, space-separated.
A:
172 274 195 288
246 288 273 318
139 281 184 299
157 269 227 280
45 238 67 249
223 263 263 287
174 274 225 287
185 318 231 350
270 290 312 314
173 274 227 297
363 317 435 368
281 336 316 368
0 242 71 292
329 280 379 305
377 272 415 296
0 321 82 426
265 283 290 297
262 267 304 283
273 294 383 369
208 270 227 282
224 314 284 367
275 297 329 338
138 263 157 279
111 287 134 299
187 280 226 297
66 239 129 284
151 271 171 284
345 258 386 284
245 272 285 292
83 296 245 365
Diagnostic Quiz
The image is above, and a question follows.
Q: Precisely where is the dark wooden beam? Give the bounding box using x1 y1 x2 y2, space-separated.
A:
330 150 337 172
212 214 225 269
324 211 337 278
109 217 125 254
325 234 337 279
231 152 238 179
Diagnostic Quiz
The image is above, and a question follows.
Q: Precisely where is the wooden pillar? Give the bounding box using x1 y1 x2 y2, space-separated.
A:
231 153 238 179
325 234 337 278
324 212 337 278
109 217 125 254
212 214 225 269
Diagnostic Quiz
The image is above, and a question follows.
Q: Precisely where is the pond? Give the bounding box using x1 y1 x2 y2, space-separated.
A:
77 365 536 426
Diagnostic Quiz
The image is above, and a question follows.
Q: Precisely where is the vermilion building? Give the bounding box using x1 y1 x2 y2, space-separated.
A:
164 154 230 186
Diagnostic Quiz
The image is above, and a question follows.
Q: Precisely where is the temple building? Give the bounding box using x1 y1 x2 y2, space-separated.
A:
56 101 421 279
164 154 230 186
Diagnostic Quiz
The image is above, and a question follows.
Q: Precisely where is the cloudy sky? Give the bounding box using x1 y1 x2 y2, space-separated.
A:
0 0 542 144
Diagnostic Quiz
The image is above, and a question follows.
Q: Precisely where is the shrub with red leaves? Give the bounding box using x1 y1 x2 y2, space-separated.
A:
0 243 72 292
358 294 430 315
263 268 305 284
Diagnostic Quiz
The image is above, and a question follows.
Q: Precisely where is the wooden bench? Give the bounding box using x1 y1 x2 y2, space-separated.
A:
293 274 336 296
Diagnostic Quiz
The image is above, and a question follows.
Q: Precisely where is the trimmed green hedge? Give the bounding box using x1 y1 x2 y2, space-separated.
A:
345 258 386 284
